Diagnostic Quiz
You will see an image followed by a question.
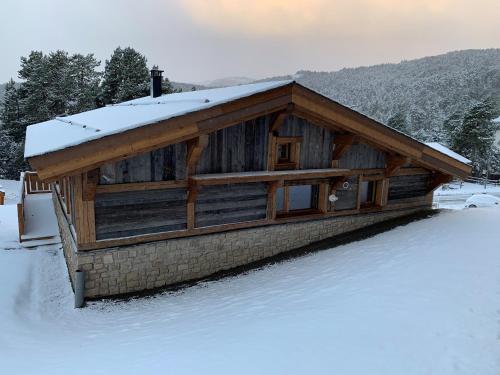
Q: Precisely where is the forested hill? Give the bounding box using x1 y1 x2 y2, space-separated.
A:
2 49 499 140
260 49 500 141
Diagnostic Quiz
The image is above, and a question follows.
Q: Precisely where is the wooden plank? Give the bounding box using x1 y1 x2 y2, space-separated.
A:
96 180 188 194
190 168 352 186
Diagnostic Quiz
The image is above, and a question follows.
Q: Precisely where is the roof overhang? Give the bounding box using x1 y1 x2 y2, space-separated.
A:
26 82 472 181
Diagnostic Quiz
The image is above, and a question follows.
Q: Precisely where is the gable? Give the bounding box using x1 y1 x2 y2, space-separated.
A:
25 82 471 181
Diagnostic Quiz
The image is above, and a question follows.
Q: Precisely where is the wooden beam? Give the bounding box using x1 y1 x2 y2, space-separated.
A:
427 172 453 193
269 103 294 133
385 155 409 177
190 168 353 186
332 134 356 166
96 180 188 194
187 135 209 175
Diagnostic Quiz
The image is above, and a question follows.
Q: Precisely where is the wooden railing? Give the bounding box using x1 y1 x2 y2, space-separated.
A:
24 171 52 194
17 171 52 241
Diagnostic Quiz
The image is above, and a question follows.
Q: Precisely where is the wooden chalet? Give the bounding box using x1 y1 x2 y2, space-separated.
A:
23 72 471 301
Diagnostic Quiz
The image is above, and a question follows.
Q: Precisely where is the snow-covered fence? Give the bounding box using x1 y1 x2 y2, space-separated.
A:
464 176 500 186
23 171 51 194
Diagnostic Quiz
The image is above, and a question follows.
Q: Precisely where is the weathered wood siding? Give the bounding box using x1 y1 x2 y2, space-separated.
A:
388 173 430 201
195 183 267 227
332 176 359 211
95 188 187 240
196 117 269 174
99 143 187 184
338 144 386 169
278 116 334 169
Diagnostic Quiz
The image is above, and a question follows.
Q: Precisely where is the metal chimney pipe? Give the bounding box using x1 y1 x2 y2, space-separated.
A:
150 66 164 98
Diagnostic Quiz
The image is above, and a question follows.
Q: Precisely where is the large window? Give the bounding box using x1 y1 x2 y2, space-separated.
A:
276 183 319 216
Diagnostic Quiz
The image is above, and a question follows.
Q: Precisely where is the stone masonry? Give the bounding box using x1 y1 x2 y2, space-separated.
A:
53 192 429 299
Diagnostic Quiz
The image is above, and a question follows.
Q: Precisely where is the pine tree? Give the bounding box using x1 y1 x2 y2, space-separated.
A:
440 111 463 146
386 112 408 134
68 53 101 114
100 47 149 104
18 51 50 125
0 79 22 142
451 99 496 175
0 130 26 179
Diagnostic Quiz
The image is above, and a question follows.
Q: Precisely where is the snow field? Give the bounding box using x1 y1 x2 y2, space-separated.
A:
1 198 499 374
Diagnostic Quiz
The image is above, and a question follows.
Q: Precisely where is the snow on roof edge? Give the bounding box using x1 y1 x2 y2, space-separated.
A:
424 142 472 165
24 80 293 158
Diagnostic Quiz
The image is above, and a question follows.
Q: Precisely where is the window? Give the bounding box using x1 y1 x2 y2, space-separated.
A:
274 137 302 170
277 143 291 163
276 183 319 217
359 180 375 206
358 177 388 209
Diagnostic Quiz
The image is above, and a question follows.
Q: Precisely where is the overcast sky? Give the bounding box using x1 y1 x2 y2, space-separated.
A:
1 0 499 83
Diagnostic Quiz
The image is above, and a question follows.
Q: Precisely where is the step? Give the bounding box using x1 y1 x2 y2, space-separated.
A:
21 235 61 248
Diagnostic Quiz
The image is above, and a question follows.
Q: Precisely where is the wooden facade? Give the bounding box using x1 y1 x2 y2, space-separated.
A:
28 82 471 252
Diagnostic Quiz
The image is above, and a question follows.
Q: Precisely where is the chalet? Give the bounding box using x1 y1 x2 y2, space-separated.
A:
23 69 471 302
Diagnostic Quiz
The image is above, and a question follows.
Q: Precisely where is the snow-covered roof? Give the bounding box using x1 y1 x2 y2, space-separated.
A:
425 142 472 165
24 80 292 158
493 116 500 124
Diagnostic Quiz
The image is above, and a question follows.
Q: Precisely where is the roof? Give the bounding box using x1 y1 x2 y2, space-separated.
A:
25 80 292 158
493 116 500 123
424 142 472 165
24 81 472 180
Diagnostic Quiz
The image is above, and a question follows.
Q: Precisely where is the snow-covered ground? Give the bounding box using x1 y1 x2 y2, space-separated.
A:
1 179 500 374
434 181 500 209
0 178 21 204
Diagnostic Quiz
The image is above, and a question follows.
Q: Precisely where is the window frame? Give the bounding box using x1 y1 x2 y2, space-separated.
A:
275 181 321 218
274 136 302 171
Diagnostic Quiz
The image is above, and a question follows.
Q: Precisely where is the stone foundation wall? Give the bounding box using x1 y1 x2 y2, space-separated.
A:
55 205 430 299
52 192 78 287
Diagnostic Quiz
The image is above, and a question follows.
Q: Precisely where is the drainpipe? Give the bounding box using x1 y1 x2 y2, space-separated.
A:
74 270 85 308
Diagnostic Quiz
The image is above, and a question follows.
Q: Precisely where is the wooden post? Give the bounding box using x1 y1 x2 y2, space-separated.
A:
266 181 280 220
74 174 96 246
187 187 198 230
375 178 389 207
318 183 329 213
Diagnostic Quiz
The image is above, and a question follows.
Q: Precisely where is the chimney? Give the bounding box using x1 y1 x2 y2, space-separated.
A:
150 66 163 98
